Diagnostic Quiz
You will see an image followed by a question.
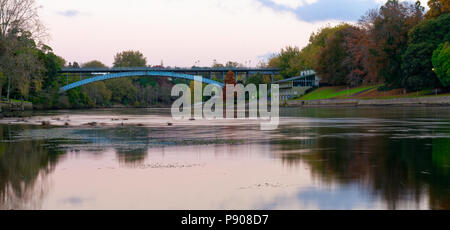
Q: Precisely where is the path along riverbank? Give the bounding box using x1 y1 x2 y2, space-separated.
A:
285 96 450 107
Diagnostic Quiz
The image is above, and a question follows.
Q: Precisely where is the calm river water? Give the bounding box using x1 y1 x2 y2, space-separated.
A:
0 107 449 210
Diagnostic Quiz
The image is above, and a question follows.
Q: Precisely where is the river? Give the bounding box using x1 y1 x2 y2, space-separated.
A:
0 107 449 210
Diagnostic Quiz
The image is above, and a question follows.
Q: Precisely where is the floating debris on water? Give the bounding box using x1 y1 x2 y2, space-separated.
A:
137 163 205 169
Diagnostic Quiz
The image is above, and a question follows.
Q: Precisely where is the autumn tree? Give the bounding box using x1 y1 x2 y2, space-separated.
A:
343 25 379 86
315 25 352 85
361 0 424 88
222 70 237 103
425 0 450 19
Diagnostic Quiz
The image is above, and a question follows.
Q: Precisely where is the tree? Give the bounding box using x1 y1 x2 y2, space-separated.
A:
225 61 242 68
362 0 424 88
82 60 107 68
401 13 450 90
425 0 450 19
105 77 137 105
0 0 47 101
0 27 44 100
113 50 147 67
343 26 375 86
39 50 65 90
315 25 352 85
109 51 148 105
212 60 224 68
82 82 112 106
222 70 237 103
432 42 450 87
303 25 347 69
0 72 5 99
0 0 44 40
224 70 237 85
268 25 348 80
271 46 302 79
245 73 267 97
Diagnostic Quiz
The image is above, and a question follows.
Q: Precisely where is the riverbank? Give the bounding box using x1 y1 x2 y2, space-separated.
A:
286 96 450 107
0 101 33 117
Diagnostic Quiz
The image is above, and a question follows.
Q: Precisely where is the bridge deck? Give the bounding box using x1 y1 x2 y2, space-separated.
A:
59 67 280 74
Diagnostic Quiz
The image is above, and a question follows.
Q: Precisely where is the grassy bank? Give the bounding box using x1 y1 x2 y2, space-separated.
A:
298 85 449 101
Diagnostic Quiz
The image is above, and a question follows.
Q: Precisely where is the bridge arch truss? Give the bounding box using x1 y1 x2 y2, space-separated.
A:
59 71 224 93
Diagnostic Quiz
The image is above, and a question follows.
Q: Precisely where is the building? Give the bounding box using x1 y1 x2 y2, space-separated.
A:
274 70 319 101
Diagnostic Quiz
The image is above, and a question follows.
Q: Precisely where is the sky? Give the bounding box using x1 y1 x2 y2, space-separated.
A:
37 0 428 67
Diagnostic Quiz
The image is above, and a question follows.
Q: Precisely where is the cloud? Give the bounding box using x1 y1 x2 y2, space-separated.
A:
57 9 82 17
293 0 381 22
270 0 318 9
258 0 380 22
259 0 430 23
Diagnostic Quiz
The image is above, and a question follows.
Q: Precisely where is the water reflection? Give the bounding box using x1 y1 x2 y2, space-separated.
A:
0 125 66 209
0 107 449 209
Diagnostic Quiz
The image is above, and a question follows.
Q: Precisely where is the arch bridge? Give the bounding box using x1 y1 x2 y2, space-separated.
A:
58 67 280 93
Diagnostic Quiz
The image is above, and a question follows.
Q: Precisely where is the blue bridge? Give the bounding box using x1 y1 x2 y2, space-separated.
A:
58 67 280 93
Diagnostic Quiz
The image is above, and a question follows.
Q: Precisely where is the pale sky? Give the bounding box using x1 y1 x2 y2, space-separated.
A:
37 0 428 67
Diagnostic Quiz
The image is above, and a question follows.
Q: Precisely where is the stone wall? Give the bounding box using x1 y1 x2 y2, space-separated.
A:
0 101 33 112
286 96 450 107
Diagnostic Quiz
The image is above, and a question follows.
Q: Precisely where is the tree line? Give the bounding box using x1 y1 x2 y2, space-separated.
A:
268 0 449 91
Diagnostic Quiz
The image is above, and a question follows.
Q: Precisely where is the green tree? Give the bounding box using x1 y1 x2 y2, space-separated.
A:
0 72 5 99
39 50 65 90
432 42 450 87
268 25 347 80
82 82 112 106
82 60 107 68
245 73 267 97
109 51 148 105
225 61 242 68
113 50 147 67
67 88 93 108
401 13 450 90
272 46 302 79
0 28 44 101
105 78 137 105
